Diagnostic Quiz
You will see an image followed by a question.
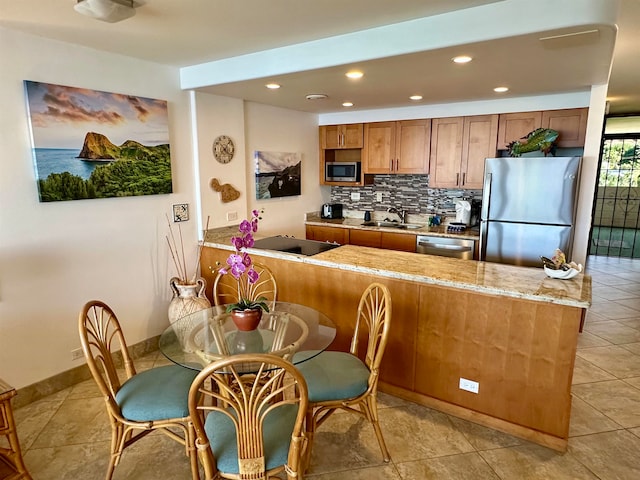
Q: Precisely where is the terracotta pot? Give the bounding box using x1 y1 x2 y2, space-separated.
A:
230 308 263 331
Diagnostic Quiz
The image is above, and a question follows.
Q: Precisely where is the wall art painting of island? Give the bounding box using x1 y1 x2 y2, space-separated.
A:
254 151 301 199
24 80 172 202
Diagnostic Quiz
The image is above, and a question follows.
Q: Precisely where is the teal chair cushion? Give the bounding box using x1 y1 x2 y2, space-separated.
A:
204 404 298 474
115 365 198 421
295 351 370 403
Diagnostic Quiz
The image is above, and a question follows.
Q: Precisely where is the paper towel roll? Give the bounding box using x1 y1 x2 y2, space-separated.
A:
455 200 471 226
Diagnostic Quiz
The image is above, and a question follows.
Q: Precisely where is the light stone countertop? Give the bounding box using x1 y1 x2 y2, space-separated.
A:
304 212 480 240
204 228 591 309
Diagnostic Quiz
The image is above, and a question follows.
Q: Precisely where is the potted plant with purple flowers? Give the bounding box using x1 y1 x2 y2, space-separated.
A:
218 210 269 330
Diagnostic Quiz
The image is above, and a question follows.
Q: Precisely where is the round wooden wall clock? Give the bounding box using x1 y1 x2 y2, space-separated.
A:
213 135 235 164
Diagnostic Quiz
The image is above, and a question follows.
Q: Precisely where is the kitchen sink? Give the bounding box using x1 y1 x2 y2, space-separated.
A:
361 221 424 229
396 223 424 229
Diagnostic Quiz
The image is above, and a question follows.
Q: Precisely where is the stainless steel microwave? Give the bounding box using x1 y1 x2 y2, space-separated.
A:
325 162 360 182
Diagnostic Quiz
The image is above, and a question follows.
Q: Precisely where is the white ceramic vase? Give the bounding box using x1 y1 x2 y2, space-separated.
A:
168 276 211 324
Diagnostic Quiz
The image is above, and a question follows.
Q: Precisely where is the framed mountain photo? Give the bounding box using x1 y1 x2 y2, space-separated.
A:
23 81 173 202
254 150 301 199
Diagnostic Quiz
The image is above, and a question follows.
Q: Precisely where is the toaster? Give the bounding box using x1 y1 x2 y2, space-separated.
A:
321 203 343 219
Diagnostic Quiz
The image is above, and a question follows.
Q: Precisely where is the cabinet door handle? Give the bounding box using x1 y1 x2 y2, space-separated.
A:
389 159 393 172
462 172 466 185
395 159 399 171
456 173 460 186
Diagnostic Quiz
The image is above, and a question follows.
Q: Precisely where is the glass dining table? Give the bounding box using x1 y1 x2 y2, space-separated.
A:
159 301 337 371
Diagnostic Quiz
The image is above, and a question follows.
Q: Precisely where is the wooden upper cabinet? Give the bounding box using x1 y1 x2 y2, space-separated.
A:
497 111 543 150
497 108 588 150
363 120 430 174
460 114 499 189
363 122 396 173
321 124 363 149
396 119 431 174
429 115 497 189
542 108 588 148
429 117 464 188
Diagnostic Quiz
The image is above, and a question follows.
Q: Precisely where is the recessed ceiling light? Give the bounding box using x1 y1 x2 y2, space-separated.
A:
305 93 328 100
493 86 509 93
345 71 363 79
409 95 423 101
342 102 354 107
452 55 473 64
265 83 280 89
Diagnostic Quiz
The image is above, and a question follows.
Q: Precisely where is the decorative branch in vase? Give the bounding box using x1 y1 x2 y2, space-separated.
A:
166 215 211 324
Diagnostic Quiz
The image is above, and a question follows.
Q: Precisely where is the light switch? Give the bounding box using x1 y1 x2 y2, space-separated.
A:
376 192 383 202
351 192 361 201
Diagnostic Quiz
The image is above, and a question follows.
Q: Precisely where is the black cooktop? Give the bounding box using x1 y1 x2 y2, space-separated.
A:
252 236 341 256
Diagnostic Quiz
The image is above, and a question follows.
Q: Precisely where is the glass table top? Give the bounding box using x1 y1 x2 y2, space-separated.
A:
159 301 337 371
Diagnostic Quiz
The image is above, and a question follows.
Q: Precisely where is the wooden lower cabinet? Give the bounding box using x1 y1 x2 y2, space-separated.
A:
201 246 418 390
306 225 416 252
200 247 581 451
381 232 416 252
349 229 381 248
413 285 579 445
305 225 349 244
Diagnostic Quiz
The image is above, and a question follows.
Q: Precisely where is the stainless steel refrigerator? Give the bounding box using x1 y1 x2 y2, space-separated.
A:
480 156 581 267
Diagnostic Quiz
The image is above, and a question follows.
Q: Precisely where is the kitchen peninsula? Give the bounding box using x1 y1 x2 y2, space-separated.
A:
202 227 591 452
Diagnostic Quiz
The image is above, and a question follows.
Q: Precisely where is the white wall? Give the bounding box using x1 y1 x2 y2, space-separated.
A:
192 92 248 230
244 102 329 239
0 28 197 389
574 84 609 264
191 93 329 240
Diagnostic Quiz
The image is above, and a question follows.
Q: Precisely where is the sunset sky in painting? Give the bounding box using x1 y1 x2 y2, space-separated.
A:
24 81 170 149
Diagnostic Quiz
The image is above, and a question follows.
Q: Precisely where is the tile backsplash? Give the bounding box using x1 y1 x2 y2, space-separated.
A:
331 174 481 218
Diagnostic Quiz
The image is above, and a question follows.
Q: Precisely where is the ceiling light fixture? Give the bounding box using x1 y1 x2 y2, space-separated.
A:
494 86 509 93
409 95 423 101
342 102 354 107
305 94 328 100
345 71 364 79
452 55 473 64
74 0 138 23
265 83 281 89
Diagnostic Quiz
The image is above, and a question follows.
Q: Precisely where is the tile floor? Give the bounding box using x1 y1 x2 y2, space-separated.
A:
6 255 640 479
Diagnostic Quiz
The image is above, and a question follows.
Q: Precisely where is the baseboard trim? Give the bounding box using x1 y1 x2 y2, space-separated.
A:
13 336 160 409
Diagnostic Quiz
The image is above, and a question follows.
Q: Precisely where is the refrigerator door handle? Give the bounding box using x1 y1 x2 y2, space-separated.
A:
479 221 487 261
481 172 492 220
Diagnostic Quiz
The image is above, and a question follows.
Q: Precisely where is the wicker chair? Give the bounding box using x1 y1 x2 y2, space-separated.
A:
78 300 199 480
295 282 392 470
188 353 308 480
212 262 277 312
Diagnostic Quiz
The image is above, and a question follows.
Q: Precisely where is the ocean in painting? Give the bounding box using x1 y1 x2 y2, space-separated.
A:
32 148 111 180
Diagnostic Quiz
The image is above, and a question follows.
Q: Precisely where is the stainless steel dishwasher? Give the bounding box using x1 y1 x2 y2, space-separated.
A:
415 235 475 259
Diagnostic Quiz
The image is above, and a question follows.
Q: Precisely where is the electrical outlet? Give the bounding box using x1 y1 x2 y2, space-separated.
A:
227 211 238 221
459 377 479 394
350 192 361 201
376 192 383 202
71 348 84 361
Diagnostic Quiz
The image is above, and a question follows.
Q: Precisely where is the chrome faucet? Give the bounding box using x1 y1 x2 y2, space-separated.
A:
387 206 407 223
